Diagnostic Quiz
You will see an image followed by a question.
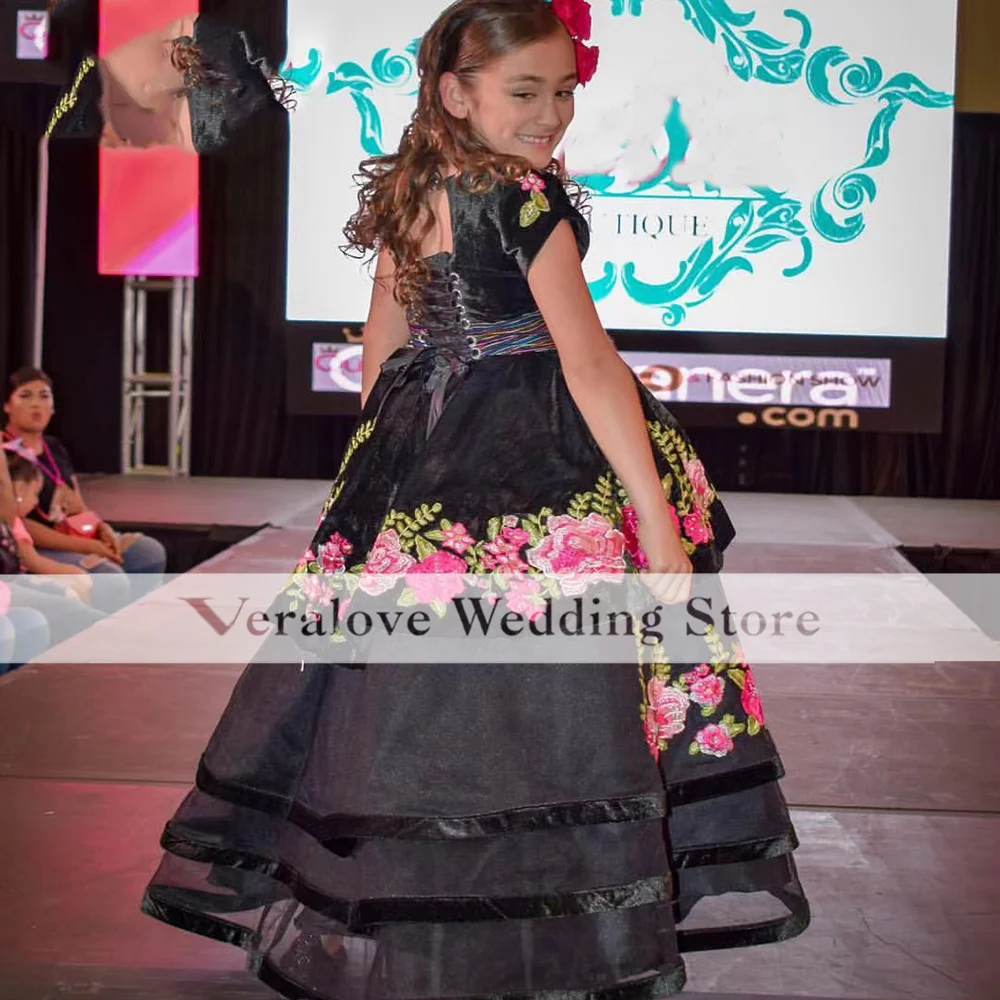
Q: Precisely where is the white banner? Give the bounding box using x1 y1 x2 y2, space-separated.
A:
15 572 999 665
285 0 957 338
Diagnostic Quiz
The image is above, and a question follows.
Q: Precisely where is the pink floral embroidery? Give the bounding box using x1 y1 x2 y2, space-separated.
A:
317 533 353 574
741 666 765 727
689 674 724 709
300 574 335 609
359 529 417 596
440 522 475 554
504 576 547 622
483 533 529 573
525 513 626 589
695 724 734 758
684 458 713 511
668 505 681 535
648 678 690 739
520 172 546 194
644 710 663 761
406 550 468 603
683 511 712 545
681 663 711 685
502 524 530 547
294 547 315 573
621 505 649 569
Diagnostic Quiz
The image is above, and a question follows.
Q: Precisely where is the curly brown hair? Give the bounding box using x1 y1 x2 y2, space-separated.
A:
170 37 205 84
342 0 574 314
170 35 297 112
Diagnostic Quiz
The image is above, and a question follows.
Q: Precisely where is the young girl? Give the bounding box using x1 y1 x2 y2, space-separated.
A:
0 453 50 672
0 451 106 664
142 1 808 995
5 453 93 605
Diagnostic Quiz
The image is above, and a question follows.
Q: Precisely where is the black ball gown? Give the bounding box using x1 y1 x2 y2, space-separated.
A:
141 170 809 998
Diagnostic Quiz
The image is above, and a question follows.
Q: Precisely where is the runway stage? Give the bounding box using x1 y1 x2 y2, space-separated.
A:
1 477 998 1000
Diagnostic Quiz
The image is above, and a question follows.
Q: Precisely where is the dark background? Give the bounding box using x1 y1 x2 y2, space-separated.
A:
0 0 997 497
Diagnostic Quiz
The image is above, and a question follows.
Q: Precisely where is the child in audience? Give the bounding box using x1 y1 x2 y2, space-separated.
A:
6 453 93 604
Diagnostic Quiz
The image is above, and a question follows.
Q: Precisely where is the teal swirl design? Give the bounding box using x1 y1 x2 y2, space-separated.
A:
805 45 955 109
325 39 420 156
609 0 647 14
811 103 897 242
676 0 812 84
588 263 619 302
615 188 812 327
282 48 323 91
805 46 953 242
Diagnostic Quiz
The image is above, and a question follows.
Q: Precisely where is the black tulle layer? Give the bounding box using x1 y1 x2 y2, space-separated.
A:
142 658 808 998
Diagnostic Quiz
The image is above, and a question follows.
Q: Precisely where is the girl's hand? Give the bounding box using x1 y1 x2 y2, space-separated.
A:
637 510 693 606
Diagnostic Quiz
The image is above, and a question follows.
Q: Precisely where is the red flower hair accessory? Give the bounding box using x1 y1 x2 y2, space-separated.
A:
550 0 600 86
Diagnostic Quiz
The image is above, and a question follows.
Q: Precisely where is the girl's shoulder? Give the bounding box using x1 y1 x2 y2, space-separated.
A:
450 169 590 278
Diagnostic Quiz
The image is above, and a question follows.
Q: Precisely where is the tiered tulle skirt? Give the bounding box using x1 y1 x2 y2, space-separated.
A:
142 352 809 997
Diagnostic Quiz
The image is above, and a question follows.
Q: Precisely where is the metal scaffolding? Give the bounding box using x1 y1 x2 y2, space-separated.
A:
120 276 194 476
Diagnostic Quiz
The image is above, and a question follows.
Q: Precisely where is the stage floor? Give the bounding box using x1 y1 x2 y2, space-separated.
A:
1 477 998 1000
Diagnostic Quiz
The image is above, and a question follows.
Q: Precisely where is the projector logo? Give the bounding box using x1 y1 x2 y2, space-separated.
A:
738 407 860 430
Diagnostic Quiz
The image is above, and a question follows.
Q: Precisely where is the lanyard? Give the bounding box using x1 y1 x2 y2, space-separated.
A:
2 431 66 488
38 440 67 488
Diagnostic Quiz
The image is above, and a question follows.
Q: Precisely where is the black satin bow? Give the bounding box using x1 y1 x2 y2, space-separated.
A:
380 344 475 440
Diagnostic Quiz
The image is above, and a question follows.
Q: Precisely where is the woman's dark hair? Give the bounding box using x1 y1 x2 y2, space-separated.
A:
7 367 52 401
6 453 42 485
342 0 577 313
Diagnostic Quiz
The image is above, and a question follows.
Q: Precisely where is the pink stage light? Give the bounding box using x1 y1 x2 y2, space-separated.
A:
97 1 199 277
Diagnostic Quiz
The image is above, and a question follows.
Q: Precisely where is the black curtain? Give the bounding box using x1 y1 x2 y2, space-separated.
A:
190 0 352 480
0 83 58 387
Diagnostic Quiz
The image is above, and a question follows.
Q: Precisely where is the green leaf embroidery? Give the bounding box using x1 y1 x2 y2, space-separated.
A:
525 521 544 546
413 535 435 560
398 588 418 607
747 717 761 737
519 198 542 228
430 599 448 619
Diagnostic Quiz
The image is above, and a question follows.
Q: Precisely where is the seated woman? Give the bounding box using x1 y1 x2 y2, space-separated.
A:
3 367 167 612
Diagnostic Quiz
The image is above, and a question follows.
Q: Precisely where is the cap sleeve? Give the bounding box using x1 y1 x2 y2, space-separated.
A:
498 171 591 277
